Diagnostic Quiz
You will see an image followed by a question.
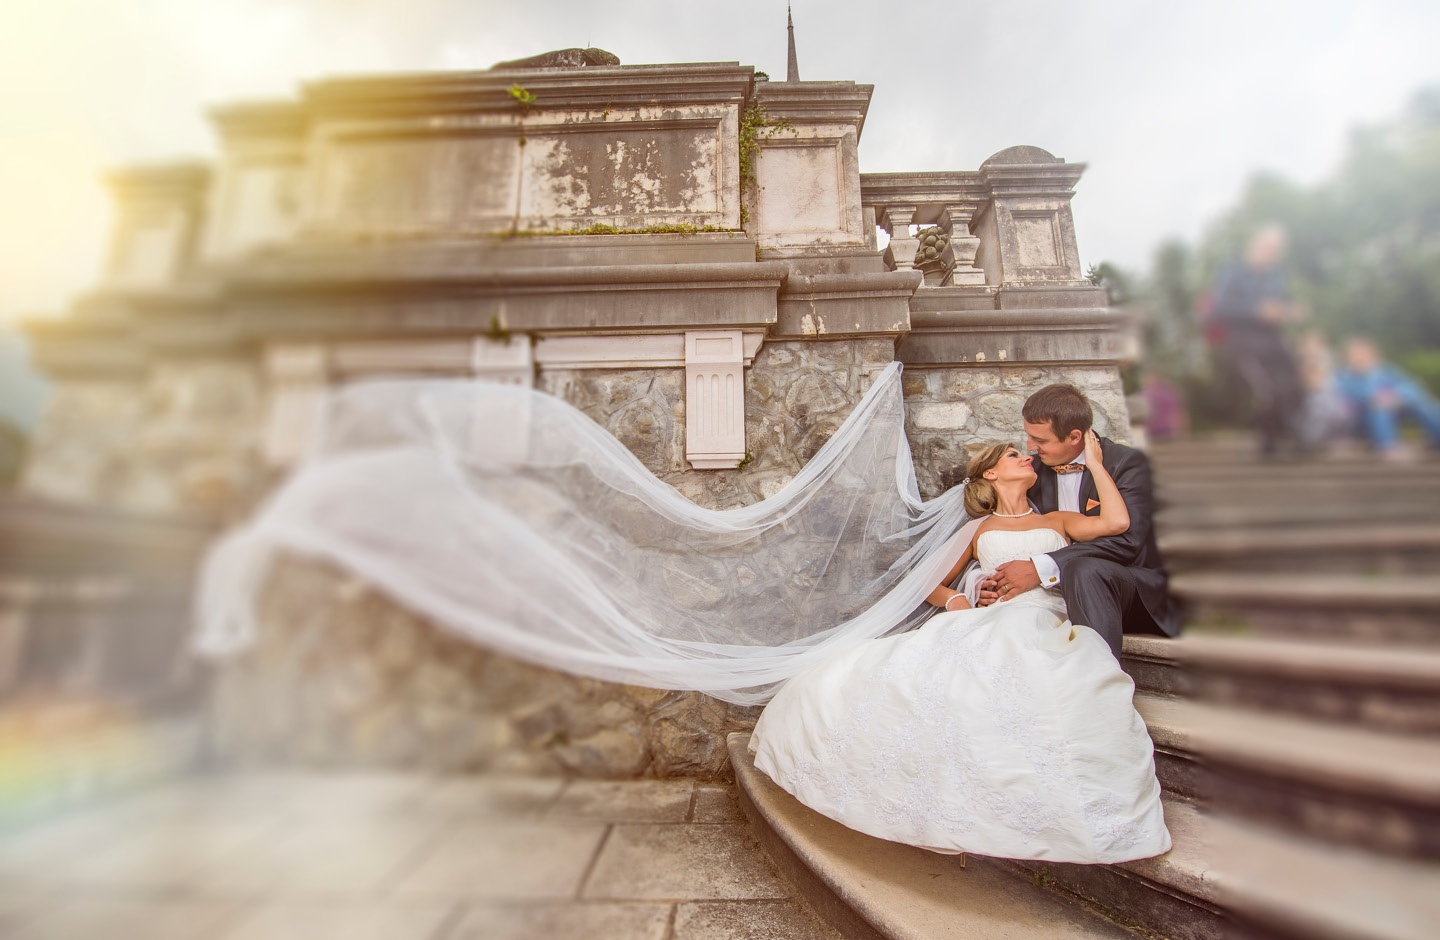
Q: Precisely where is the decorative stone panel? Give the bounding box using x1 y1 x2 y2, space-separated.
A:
685 330 747 469
262 344 329 468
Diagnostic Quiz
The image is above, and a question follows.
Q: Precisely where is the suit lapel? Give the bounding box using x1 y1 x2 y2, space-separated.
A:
1033 463 1057 513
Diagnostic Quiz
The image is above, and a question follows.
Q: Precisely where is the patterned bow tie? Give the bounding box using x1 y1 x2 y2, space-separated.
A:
1052 463 1085 474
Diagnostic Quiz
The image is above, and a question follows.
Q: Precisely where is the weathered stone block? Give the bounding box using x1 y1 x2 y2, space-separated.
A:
912 401 973 430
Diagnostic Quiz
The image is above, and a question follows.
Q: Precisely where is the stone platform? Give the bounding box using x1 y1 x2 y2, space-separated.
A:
0 771 840 940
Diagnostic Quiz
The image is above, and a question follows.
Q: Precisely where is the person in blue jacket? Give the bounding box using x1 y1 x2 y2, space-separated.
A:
1335 336 1440 457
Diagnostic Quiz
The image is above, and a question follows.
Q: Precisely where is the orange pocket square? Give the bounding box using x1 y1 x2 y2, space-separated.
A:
1086 499 1101 512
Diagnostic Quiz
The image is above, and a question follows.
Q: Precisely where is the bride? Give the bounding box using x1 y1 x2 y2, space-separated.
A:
749 431 1172 864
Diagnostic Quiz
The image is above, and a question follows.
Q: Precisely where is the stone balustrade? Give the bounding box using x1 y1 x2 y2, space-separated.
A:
861 145 1088 289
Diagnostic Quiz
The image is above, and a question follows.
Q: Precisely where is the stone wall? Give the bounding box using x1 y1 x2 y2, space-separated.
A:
539 337 893 510
903 363 1132 498
208 555 761 779
202 341 1131 777
208 336 896 776
21 359 265 517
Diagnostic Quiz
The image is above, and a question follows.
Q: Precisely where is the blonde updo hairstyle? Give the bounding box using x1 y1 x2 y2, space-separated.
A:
960 442 1013 518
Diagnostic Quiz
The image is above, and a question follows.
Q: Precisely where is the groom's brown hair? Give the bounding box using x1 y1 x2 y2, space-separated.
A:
1022 384 1093 439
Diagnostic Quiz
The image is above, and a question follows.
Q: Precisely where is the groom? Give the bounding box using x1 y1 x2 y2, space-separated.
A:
978 383 1180 657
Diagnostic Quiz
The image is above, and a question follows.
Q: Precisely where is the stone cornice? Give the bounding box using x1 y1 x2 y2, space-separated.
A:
208 100 308 140
899 304 1137 368
304 62 757 117
227 258 790 294
104 163 211 201
907 306 1132 332
859 171 988 207
752 81 873 138
977 160 1086 197
772 269 919 339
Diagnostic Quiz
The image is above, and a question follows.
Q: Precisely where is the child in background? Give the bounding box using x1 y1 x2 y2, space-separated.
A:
1335 337 1440 459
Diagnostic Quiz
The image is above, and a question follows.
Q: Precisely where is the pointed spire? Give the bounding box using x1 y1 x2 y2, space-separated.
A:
786 2 800 82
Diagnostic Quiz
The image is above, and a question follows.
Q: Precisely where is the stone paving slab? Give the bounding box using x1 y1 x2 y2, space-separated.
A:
674 899 841 940
392 819 607 901
449 901 672 940
410 775 564 820
584 823 793 901
692 784 744 823
55 817 293 891
187 817 449 898
0 771 842 940
0 898 243 940
217 902 454 940
549 779 695 823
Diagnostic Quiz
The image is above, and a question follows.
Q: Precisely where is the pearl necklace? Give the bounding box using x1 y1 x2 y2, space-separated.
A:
992 508 1034 518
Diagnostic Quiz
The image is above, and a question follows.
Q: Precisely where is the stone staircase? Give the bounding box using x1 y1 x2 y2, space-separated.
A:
0 496 213 828
730 435 1440 940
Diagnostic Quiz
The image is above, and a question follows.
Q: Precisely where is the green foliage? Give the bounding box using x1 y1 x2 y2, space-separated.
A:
1401 349 1440 396
1086 261 1136 306
736 449 755 470
506 83 537 110
738 103 796 227
497 222 739 239
1197 87 1440 355
486 315 511 343
1031 865 1054 889
1133 85 1440 427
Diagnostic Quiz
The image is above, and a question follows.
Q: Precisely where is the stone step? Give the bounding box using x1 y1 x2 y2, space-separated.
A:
725 733 1147 940
1157 525 1440 575
1014 797 1440 940
1121 634 1440 733
1156 501 1437 531
1150 445 1435 465
1134 691 1440 858
1169 572 1440 642
728 733 1440 940
1155 487 1440 514
1153 469 1437 491
1157 470 1440 490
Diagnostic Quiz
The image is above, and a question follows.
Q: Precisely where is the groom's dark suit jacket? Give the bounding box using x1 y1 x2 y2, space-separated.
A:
1028 437 1181 637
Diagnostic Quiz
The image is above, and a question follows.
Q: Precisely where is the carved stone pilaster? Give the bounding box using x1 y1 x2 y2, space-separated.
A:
471 337 534 387
685 330 747 470
262 344 329 468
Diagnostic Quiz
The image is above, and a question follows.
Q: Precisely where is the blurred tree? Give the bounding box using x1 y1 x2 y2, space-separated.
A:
1086 261 1135 306
1211 89 1440 357
1140 84 1440 424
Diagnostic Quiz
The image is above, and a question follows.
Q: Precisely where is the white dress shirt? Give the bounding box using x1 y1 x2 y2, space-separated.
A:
1033 450 1087 589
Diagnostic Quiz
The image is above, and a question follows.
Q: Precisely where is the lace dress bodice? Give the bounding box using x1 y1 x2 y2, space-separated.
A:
974 526 1068 570
973 527 1069 614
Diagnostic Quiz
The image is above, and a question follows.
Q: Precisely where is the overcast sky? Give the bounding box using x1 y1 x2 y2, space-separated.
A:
3 0 1439 324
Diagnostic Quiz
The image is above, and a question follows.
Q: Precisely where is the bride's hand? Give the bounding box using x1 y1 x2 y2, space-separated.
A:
1083 429 1104 466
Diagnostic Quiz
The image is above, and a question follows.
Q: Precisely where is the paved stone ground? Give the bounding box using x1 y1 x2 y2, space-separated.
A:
0 772 844 939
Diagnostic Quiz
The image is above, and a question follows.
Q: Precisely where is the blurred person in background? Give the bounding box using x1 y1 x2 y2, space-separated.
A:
1296 330 1352 452
1210 225 1310 459
1335 336 1440 460
1141 368 1188 443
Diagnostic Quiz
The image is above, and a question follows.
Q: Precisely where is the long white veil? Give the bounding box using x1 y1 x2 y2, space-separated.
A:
195 361 983 705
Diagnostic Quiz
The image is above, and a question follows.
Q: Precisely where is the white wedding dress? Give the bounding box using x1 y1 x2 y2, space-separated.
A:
749 526 1172 864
